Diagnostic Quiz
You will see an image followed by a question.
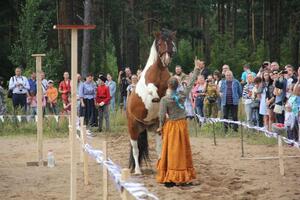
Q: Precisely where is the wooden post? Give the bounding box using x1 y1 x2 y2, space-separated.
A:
121 168 132 200
278 135 285 176
213 123 216 146
103 141 108 200
54 24 96 200
32 54 46 166
80 117 84 162
194 117 198 137
241 125 244 157
82 125 89 185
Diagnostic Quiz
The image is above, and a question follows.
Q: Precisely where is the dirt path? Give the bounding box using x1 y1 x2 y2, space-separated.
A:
0 134 299 200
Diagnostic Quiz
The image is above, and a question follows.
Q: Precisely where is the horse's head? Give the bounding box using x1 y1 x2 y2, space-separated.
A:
155 29 176 67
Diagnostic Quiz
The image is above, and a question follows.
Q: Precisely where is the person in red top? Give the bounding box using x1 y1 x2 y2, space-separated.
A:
95 74 111 132
59 72 71 107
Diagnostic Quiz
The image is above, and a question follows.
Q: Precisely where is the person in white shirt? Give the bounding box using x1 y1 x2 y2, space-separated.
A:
9 67 30 113
285 103 296 143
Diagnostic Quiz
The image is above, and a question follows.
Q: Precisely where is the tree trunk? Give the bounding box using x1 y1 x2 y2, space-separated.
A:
251 0 256 49
203 17 211 65
81 0 92 78
232 0 237 44
58 0 74 72
125 0 139 72
269 0 281 62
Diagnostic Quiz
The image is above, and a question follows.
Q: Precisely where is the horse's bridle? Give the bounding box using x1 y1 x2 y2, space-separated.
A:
155 40 176 59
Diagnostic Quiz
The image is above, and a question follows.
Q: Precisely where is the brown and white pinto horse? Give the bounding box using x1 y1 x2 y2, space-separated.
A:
127 30 176 174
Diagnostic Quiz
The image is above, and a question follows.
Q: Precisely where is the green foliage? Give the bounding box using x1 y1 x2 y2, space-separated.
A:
172 39 194 73
280 36 293 65
9 0 63 80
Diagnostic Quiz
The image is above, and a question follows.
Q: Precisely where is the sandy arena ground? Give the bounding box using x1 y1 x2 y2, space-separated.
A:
0 133 300 200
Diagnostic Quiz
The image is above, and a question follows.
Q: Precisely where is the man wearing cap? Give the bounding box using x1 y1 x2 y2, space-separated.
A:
79 73 97 126
46 80 58 115
96 75 111 132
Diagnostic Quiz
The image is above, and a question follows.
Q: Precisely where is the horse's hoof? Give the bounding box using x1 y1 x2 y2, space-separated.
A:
134 171 142 175
152 98 160 103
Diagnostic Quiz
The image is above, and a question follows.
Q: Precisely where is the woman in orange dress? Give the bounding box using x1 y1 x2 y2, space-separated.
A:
156 60 200 187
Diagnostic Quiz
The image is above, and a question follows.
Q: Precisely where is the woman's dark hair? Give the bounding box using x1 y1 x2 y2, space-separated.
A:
262 70 273 86
213 70 221 80
168 77 179 90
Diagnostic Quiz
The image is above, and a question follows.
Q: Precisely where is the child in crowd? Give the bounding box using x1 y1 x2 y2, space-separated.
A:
96 75 111 132
46 80 58 115
284 103 296 144
251 77 263 126
27 90 37 115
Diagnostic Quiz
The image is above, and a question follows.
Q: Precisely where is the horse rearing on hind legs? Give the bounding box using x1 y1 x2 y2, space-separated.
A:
127 29 176 174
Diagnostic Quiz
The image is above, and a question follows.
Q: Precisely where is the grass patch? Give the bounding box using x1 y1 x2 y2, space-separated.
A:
0 105 278 147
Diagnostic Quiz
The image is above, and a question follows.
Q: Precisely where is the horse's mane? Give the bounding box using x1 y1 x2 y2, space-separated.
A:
135 41 158 105
140 41 158 78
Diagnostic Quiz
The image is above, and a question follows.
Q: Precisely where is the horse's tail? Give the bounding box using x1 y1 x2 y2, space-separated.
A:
129 129 150 172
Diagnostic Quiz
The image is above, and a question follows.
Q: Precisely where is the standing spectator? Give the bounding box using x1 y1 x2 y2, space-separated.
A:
41 71 48 114
266 71 276 130
251 77 263 126
77 73 83 115
9 67 30 113
260 71 273 130
218 64 230 90
241 64 256 86
46 80 58 115
41 71 48 95
192 75 206 117
242 74 255 125
118 67 131 111
196 60 209 79
273 71 287 123
106 73 116 112
257 61 271 77
79 73 97 126
126 74 138 98
204 75 219 118
27 91 37 115
284 65 297 99
59 72 71 112
219 70 242 132
28 72 37 94
174 65 187 82
270 62 280 71
0 77 6 115
284 103 297 142
96 75 111 132
213 70 222 115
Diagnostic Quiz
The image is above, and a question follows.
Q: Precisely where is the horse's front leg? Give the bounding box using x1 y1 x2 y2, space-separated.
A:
130 139 142 175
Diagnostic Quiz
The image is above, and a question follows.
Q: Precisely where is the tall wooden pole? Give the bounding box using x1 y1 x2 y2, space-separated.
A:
70 29 78 200
54 24 96 200
32 54 46 166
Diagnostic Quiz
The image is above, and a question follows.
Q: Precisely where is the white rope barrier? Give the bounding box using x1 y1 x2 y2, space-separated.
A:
195 114 300 149
0 114 69 123
74 123 159 200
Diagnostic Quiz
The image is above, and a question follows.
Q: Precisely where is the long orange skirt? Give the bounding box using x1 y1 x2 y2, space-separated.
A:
156 119 196 184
